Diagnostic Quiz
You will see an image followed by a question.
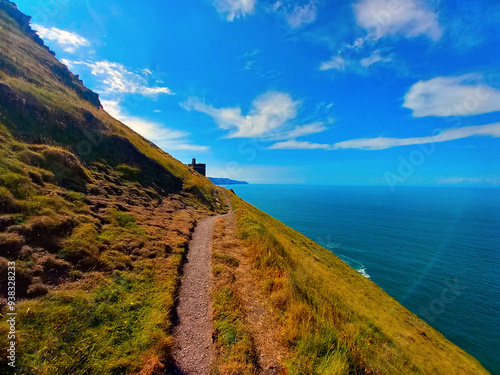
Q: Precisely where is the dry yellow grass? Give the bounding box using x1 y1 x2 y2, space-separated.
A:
211 215 257 374
227 192 488 375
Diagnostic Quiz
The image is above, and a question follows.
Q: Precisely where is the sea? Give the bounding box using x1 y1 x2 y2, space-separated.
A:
228 184 500 374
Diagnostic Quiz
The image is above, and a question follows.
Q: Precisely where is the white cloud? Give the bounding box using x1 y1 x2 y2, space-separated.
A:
404 74 500 117
213 0 256 21
353 0 443 41
268 123 500 150
320 50 392 72
285 2 318 28
33 24 90 53
269 1 318 29
65 60 173 96
320 56 347 71
183 91 327 139
269 140 332 149
102 100 208 151
346 37 366 49
62 59 193 151
360 49 392 67
61 58 74 69
333 123 500 149
271 1 283 12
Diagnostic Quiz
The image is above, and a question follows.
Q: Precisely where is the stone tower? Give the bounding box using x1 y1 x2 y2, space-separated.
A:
188 158 206 176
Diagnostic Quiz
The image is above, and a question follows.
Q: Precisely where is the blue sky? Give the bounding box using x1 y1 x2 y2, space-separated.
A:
15 0 500 185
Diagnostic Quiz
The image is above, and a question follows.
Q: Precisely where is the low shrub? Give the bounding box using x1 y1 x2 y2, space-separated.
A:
0 231 24 255
59 223 102 270
115 164 141 182
36 253 71 284
0 186 14 211
40 147 90 192
27 280 49 297
111 209 137 230
21 214 76 252
101 250 133 271
0 170 35 199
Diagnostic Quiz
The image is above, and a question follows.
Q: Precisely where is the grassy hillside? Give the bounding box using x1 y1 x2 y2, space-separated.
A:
0 1 489 374
0 0 217 204
209 194 489 374
0 1 224 373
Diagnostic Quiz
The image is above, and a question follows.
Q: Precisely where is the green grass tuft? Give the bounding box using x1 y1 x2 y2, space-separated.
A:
115 164 141 182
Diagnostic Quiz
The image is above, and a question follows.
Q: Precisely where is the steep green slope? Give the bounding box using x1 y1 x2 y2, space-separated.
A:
0 2 224 373
0 0 216 204
209 194 489 374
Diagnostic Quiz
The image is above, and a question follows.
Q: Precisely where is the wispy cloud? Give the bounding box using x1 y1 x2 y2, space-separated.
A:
102 100 208 151
269 123 500 150
404 74 500 117
320 56 347 71
182 91 327 139
285 1 318 28
239 48 281 81
33 24 90 53
360 49 392 67
212 0 256 21
270 1 318 28
320 50 392 72
334 123 500 149
62 60 173 96
353 0 443 41
346 37 366 49
269 140 332 149
63 58 199 151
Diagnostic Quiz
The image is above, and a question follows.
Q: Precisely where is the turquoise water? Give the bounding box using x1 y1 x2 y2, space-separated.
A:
229 185 500 374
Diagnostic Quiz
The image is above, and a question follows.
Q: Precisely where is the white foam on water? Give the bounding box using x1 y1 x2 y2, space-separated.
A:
357 267 371 279
337 254 371 279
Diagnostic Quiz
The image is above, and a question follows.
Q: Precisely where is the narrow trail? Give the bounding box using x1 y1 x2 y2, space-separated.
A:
170 215 218 375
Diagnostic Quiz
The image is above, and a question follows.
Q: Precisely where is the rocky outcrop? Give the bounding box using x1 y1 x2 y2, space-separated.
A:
0 0 102 108
50 64 102 108
0 0 46 49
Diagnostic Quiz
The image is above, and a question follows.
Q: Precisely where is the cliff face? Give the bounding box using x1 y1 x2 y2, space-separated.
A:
0 0 220 199
0 0 101 108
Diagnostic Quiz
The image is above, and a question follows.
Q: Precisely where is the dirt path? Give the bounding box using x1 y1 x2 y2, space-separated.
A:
171 215 218 375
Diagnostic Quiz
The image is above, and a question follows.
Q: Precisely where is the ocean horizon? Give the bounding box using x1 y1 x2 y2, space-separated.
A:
228 184 500 374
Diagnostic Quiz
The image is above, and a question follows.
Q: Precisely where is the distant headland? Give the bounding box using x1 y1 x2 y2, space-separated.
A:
186 158 248 184
208 177 249 185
